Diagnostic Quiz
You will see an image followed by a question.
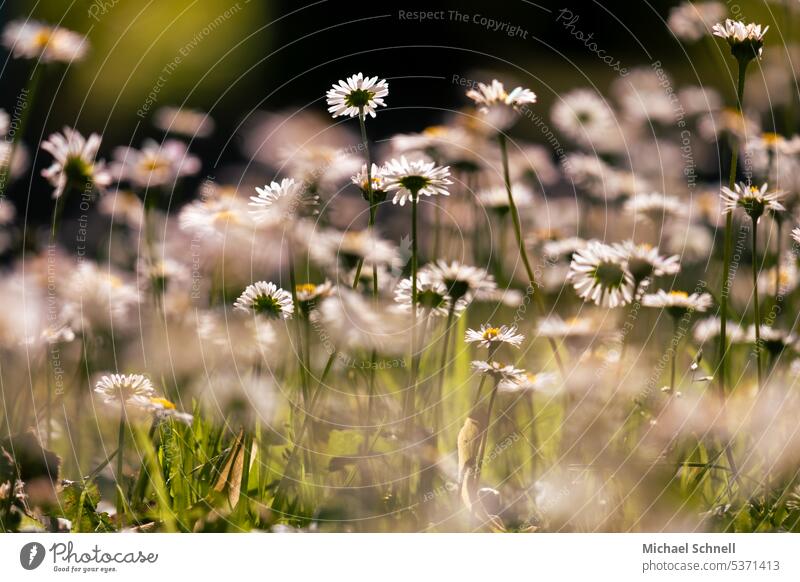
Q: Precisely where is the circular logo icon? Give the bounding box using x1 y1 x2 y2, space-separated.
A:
20 542 46 570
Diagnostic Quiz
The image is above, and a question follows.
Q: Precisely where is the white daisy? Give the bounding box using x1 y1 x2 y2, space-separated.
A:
757 258 799 296
551 89 620 152
693 316 745 344
478 183 533 212
351 163 387 201
233 281 294 320
792 226 800 246
249 178 318 223
2 20 88 62
326 73 389 119
642 289 713 318
40 127 111 199
153 106 215 138
0 109 8 137
466 79 537 113
668 2 727 42
178 194 253 240
97 190 145 229
465 324 525 349
310 228 402 273
112 139 201 188
382 156 452 206
613 241 681 286
421 259 497 303
568 242 635 308
624 193 688 223
712 19 769 59
295 280 335 316
720 182 784 220
94 373 156 406
742 325 796 355
61 262 141 332
393 274 461 318
498 371 559 394
537 315 597 339
129 396 193 424
563 153 632 202
541 237 588 262
471 360 528 384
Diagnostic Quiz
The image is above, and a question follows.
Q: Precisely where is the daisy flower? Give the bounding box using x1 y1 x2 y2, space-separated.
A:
97 190 145 229
693 316 745 344
471 360 527 384
0 110 8 137
310 228 402 272
112 139 201 188
478 183 533 213
40 127 111 199
624 193 688 224
466 79 537 114
295 280 334 315
351 163 387 202
131 396 194 424
178 194 253 240
422 259 497 303
757 258 799 296
393 274 461 317
233 281 294 320
551 89 621 152
537 315 597 339
712 19 769 60
568 242 635 308
720 182 784 220
742 325 796 356
249 178 318 223
326 73 389 119
153 106 215 138
2 20 88 62
668 2 727 43
465 324 525 349
498 371 559 394
613 241 681 287
642 289 713 319
792 227 800 246
94 373 156 406
382 156 452 206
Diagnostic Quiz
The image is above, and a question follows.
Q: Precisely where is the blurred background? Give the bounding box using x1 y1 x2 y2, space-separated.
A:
0 0 792 223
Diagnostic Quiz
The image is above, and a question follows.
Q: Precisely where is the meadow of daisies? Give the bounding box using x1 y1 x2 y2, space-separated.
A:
2 8 800 533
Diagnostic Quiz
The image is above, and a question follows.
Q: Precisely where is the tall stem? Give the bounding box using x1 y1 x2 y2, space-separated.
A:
498 133 565 378
352 111 379 291
752 219 763 390
476 378 500 475
670 317 680 393
719 57 749 397
116 409 126 524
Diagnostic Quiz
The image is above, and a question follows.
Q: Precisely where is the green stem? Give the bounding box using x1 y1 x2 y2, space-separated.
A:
401 193 420 503
116 409 126 525
0 64 43 199
719 57 750 397
476 378 500 475
670 317 680 393
752 219 763 390
498 133 565 378
352 111 379 291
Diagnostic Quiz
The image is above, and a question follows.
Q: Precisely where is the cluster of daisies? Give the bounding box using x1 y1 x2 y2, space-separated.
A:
4 9 800 531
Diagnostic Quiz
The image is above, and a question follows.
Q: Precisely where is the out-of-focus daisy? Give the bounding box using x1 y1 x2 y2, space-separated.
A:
541 237 588 263
62 262 141 331
611 68 677 125
136 256 190 294
757 258 799 296
642 289 713 319
551 89 621 152
693 316 745 344
537 315 596 339
351 163 387 202
129 395 193 424
465 324 525 349
2 20 88 62
249 178 318 223
394 274 461 317
792 227 800 246
94 373 156 406
311 228 402 273
382 156 452 206
326 73 388 119
153 106 215 138
233 281 294 320
563 153 636 202
0 110 8 137
295 280 334 316
720 182 784 220
178 194 253 240
498 371 559 394
712 19 769 60
569 242 635 308
479 183 533 214
112 139 201 188
471 360 527 384
614 241 681 288
422 259 496 303
624 192 688 223
741 325 796 356
668 2 727 42
40 127 111 199
466 79 537 114
98 190 145 229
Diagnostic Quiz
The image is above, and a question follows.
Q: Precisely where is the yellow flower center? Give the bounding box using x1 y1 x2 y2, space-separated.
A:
150 397 176 410
483 327 501 339
423 125 448 137
669 291 689 299
296 283 317 295
212 210 237 224
33 29 53 49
